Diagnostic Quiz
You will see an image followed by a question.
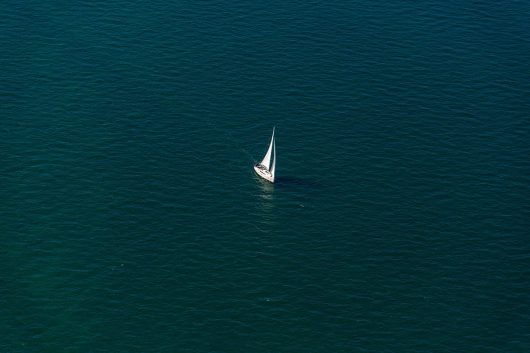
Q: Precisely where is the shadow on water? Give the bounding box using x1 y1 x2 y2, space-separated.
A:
274 176 323 190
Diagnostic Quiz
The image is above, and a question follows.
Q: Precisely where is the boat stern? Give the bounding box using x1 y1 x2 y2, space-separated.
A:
254 164 274 183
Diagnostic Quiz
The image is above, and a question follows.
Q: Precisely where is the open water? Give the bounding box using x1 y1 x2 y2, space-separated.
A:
1 1 530 352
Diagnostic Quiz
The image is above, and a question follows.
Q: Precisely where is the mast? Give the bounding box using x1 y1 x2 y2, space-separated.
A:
270 138 276 179
260 127 275 170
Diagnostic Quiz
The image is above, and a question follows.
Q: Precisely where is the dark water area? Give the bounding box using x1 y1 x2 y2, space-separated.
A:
1 0 529 352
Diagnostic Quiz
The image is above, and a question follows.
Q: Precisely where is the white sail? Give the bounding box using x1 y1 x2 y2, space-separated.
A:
270 139 276 179
254 127 276 183
260 127 275 169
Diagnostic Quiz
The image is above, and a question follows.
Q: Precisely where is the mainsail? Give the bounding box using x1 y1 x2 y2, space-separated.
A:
270 139 276 178
254 126 276 183
260 127 275 170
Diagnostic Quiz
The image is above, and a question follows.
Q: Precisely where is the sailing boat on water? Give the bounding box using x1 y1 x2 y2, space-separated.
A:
254 127 276 183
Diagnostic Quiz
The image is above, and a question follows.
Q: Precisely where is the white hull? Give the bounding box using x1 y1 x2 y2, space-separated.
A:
254 127 276 183
254 164 275 183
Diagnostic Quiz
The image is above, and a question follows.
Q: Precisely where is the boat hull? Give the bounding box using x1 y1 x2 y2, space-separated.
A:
254 165 275 183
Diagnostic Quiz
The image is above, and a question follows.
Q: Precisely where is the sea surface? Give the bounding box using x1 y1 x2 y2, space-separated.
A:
1 1 530 352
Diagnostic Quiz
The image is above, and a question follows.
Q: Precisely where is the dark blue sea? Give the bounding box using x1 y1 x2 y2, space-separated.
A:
2 1 530 352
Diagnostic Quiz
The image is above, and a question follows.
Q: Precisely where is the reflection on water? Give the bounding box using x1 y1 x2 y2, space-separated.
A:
253 175 276 233
253 175 321 231
256 176 274 202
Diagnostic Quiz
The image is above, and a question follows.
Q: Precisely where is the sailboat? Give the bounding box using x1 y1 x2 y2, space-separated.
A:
254 127 276 183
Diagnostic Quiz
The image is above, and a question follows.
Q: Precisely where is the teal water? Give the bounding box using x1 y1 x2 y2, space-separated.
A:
2 1 530 352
